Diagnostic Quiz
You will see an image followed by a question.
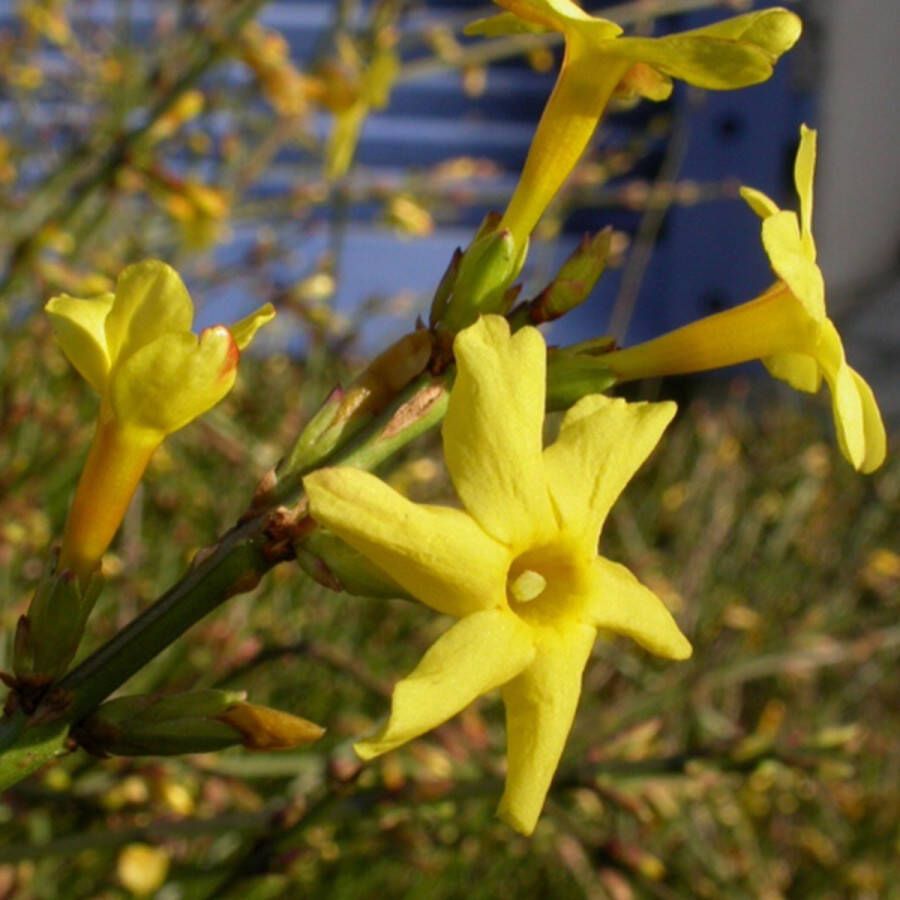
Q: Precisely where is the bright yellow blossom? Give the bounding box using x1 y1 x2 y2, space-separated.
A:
47 260 274 580
305 316 690 834
467 1 801 246
603 126 886 473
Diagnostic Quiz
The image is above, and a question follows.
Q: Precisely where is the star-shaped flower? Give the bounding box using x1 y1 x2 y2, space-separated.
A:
305 316 690 834
47 260 274 578
467 1 801 246
603 126 886 473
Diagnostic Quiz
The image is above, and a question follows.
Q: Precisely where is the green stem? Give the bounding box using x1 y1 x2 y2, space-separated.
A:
0 516 277 788
333 375 450 472
59 518 274 722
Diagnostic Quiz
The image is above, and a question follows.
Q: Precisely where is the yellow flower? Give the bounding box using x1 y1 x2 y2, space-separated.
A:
305 316 690 834
47 260 274 579
603 126 886 473
467 1 801 247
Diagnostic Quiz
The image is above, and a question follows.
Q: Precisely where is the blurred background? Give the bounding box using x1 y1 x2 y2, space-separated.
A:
0 1 897 897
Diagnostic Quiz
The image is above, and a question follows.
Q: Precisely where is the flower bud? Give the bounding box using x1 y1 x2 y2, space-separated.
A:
525 229 611 324
432 212 529 333
74 690 323 757
281 330 432 479
219 702 325 750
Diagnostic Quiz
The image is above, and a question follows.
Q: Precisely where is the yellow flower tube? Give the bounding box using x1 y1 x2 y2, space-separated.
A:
47 260 275 582
467 1 802 247
306 316 690 834
603 126 886 474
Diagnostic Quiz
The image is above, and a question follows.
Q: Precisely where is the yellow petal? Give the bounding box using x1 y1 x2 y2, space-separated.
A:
587 558 692 660
464 12 551 37
794 124 817 250
498 622 595 834
679 8 802 60
763 352 822 393
228 303 276 350
444 316 556 550
355 609 535 758
812 320 867 471
104 260 194 365
110 326 238 436
739 185 779 220
849 368 887 474
494 0 600 32
608 33 774 91
605 9 800 90
828 362 866 472
543 395 675 550
761 211 826 318
45 292 114 392
304 467 509 618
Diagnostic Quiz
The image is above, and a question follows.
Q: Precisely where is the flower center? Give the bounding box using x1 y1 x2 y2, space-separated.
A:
508 569 547 604
505 540 589 627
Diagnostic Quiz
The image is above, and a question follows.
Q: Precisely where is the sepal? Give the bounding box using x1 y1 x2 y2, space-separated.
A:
546 343 617 410
435 213 528 332
13 563 104 684
295 525 411 599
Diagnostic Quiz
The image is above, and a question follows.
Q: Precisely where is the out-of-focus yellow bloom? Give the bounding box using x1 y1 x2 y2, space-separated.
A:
117 843 170 896
322 37 399 181
19 0 71 46
305 316 690 834
47 260 274 579
147 89 205 143
237 21 313 117
163 181 231 250
467 1 801 246
603 126 886 473
0 136 16 184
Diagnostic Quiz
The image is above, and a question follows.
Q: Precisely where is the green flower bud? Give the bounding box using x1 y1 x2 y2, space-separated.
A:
433 212 529 333
527 229 612 324
74 690 324 757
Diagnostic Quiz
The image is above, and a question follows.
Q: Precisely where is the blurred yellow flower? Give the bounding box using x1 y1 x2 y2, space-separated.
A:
47 260 274 579
117 843 170 896
305 316 690 834
467 1 801 246
604 126 886 473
